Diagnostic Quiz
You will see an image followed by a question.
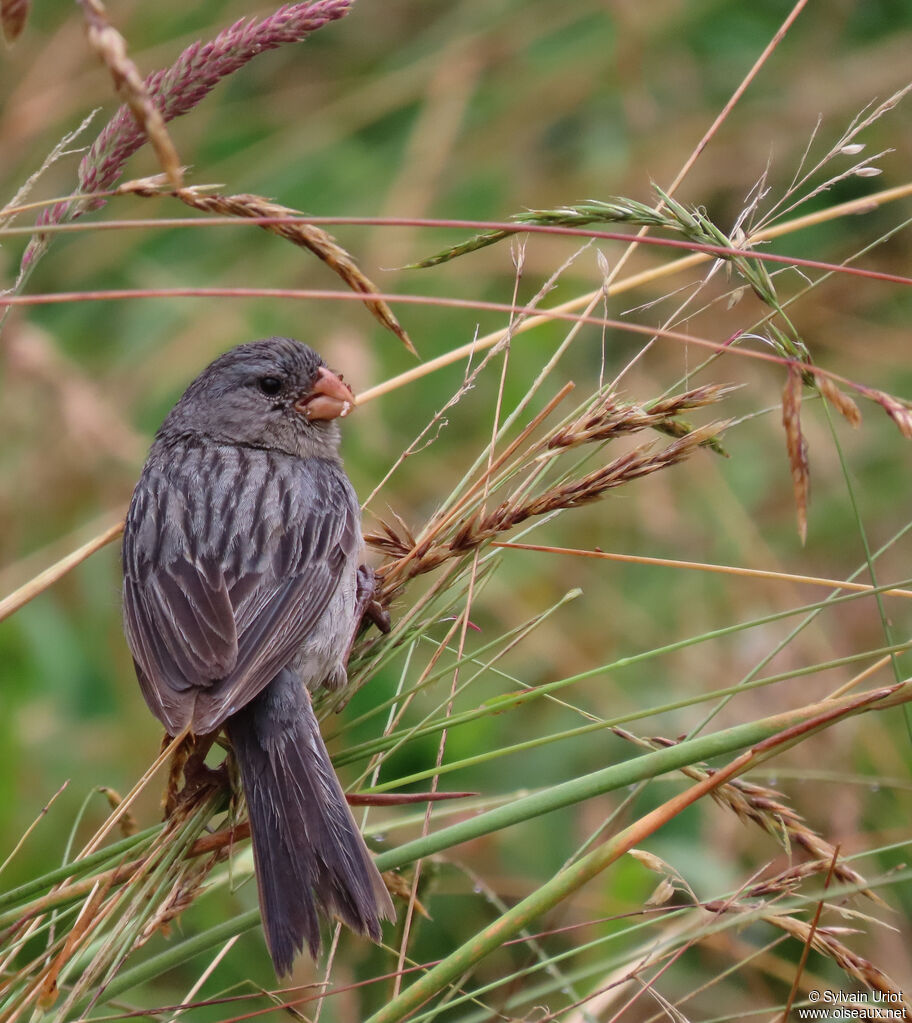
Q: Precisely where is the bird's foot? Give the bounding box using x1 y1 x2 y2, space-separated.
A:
354 564 392 641
163 732 226 818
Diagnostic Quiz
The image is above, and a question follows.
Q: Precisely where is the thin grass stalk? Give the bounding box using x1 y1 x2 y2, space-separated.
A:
342 641 912 786
341 549 507 710
3 797 217 1020
68 806 214 1015
364 532 907 716
493 544 912 600
352 591 582 790
363 686 895 1023
338 629 912 770
0 826 159 917
340 587 580 739
413 879 909 1023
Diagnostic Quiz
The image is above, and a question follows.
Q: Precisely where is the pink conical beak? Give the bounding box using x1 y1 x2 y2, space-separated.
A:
294 366 355 421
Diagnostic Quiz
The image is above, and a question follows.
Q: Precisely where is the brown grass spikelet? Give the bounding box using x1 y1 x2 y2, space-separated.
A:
136 859 213 945
765 914 906 1003
0 0 29 44
865 387 912 439
546 383 733 453
745 859 846 899
614 728 880 903
71 0 353 211
782 364 809 544
816 373 862 428
366 516 416 560
371 419 728 603
703 900 906 1004
724 777 882 904
114 172 191 197
97 787 138 838
172 188 415 353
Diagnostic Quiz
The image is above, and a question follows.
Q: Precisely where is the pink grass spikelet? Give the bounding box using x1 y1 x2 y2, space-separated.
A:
35 1 354 231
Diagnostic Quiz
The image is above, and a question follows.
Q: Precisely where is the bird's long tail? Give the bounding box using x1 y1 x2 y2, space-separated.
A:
227 667 394 975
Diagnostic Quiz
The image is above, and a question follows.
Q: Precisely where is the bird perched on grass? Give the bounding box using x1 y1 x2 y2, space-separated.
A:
122 336 394 975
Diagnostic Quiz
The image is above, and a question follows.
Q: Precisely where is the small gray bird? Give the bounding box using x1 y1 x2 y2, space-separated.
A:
122 336 394 975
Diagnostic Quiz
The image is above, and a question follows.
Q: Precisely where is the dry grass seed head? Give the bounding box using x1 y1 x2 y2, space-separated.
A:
766 913 905 1001
620 731 880 903
172 187 413 351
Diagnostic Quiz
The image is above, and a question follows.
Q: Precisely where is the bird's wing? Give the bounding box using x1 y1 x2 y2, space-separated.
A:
123 447 359 735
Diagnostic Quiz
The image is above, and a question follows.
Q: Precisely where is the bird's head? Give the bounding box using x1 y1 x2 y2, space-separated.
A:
157 336 355 458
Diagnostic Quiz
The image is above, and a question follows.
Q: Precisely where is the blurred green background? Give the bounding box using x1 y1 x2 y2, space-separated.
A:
2 0 912 1015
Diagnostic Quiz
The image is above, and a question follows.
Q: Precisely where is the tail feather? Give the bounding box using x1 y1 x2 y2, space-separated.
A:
227 667 394 975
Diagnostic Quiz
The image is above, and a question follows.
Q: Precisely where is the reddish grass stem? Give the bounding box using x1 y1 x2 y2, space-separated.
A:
6 215 912 288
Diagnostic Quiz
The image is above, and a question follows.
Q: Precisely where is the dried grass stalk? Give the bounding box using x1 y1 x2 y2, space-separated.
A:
782 364 809 544
78 0 183 189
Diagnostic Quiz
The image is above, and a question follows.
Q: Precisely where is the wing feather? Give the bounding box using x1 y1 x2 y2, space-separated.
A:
122 442 359 735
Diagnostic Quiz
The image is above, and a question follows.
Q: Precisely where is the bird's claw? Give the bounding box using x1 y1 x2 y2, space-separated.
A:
355 564 391 636
163 732 226 818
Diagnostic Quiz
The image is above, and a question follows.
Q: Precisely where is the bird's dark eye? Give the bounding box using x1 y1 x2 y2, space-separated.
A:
257 376 282 396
